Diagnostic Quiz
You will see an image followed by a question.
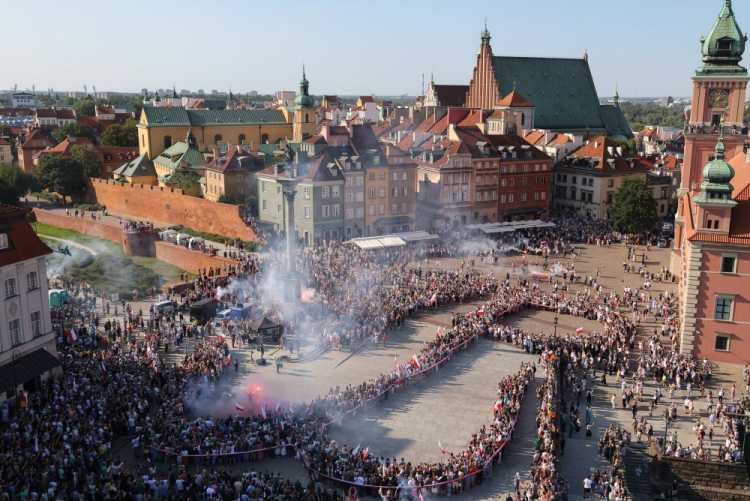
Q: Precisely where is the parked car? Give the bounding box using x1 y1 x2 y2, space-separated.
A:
154 300 176 315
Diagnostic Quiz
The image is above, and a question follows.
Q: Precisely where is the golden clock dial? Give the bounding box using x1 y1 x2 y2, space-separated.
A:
709 89 729 108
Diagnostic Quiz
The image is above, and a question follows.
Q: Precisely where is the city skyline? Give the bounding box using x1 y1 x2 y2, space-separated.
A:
8 0 750 97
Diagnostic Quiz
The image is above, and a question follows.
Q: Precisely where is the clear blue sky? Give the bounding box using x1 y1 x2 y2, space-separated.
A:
8 0 749 97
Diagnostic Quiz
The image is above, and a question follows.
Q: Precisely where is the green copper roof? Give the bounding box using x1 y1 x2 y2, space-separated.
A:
697 0 748 76
142 107 287 127
492 56 605 131
600 105 634 139
113 153 155 178
295 66 315 110
696 131 737 205
153 141 207 171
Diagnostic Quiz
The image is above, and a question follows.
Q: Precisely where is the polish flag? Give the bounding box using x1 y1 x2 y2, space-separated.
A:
438 441 447 454
362 447 369 460
261 404 267 420
435 326 441 339
217 332 226 341
494 400 504 411
66 328 77 342
429 293 437 306
235 403 245 412
410 355 421 370
352 444 360 457
146 345 152 357
477 308 485 317
576 327 584 335
222 355 231 368
279 421 285 431
289 402 295 414
394 356 401 381
276 401 282 413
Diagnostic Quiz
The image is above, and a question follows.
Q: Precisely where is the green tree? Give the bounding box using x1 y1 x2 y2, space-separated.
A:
619 102 685 128
0 164 30 206
37 95 56 107
52 122 95 143
73 99 96 117
0 125 18 153
32 155 86 202
100 119 138 147
70 144 103 178
608 137 637 156
608 176 657 234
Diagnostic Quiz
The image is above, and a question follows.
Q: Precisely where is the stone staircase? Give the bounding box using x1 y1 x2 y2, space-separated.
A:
623 441 652 501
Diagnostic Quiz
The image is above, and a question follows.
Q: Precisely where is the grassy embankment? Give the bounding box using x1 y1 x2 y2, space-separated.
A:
33 222 193 299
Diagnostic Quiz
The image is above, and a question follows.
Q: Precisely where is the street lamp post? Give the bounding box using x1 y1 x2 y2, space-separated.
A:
11 350 21 402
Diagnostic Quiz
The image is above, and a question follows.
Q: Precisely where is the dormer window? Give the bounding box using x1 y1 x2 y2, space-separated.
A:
0 233 7 249
717 38 733 55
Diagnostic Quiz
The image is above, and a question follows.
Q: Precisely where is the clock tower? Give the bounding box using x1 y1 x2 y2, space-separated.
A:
674 0 748 257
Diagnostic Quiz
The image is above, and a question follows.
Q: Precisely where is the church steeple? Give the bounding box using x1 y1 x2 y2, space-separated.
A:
481 18 491 44
613 85 620 108
294 65 314 110
172 86 178 98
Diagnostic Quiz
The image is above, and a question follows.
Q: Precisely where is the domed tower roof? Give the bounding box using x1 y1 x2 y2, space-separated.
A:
696 128 737 205
294 65 314 110
698 0 748 75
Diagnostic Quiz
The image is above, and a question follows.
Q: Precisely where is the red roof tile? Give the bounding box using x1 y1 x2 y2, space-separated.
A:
0 207 52 267
498 90 534 108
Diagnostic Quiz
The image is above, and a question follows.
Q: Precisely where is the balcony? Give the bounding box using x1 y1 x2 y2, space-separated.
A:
685 123 747 136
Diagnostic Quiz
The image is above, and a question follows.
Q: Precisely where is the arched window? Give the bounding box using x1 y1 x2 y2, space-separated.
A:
261 133 269 144
214 134 223 143
164 136 172 149
238 134 246 144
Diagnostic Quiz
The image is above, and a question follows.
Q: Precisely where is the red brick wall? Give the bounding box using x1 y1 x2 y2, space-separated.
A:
33 210 124 243
154 241 237 274
85 178 259 241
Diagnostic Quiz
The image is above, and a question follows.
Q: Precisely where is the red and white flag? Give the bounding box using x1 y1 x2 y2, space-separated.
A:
435 326 441 339
352 444 360 457
217 332 226 341
410 355 421 370
275 401 282 413
146 345 152 357
66 328 77 342
576 327 584 335
477 308 485 317
235 402 245 412
100 361 107 372
429 293 437 306
362 447 369 460
438 441 447 454
261 404 267 420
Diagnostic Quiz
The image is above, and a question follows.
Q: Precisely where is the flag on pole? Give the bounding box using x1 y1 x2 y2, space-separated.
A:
410 355 421 370
222 355 231 368
235 403 244 412
362 447 369 460
100 361 107 372
217 332 226 341
146 345 152 357
435 326 441 339
20 392 28 408
34 436 39 452
477 308 485 317
276 401 282 413
576 327 584 335
438 441 447 454
429 293 437 306
289 402 295 414
261 404 267 420
352 444 360 457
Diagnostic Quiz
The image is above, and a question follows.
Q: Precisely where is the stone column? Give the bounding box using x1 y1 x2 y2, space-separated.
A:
283 189 297 274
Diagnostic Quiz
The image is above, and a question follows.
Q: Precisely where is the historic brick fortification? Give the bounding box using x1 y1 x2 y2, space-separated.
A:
654 453 750 500
31 209 237 273
85 178 259 242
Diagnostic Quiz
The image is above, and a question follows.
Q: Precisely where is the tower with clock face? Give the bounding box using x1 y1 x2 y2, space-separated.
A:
675 0 749 256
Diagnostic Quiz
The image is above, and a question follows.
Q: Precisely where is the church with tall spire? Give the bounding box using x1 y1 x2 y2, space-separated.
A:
293 65 317 142
673 0 750 364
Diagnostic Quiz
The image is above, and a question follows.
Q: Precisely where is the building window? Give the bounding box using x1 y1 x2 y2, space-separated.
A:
277 205 282 212
721 255 737 273
369 173 375 180
332 185 340 197
346 209 354 220
402 202 407 213
521 193 527 202
332 204 340 217
304 187 310 199
321 205 329 217
533 192 539 201
355 192 364 202
356 176 363 186
27 272 38 291
369 205 375 216
8 319 20 347
261 182 266 193
391 204 398 215
402 187 408 196
30 311 41 337
392 188 398 198
214 134 223 143
356 208 364 218
714 295 734 320
714 333 730 352
379 204 385 215
501 179 507 187
322 186 330 198
509 194 514 202
369 188 375 199
304 206 310 218
521 177 527 185
4 278 17 299
239 134 246 144
236 174 244 183
588 179 593 187
262 200 267 211
500 195 506 203
392 171 398 181
379 188 385 198
402 172 408 181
